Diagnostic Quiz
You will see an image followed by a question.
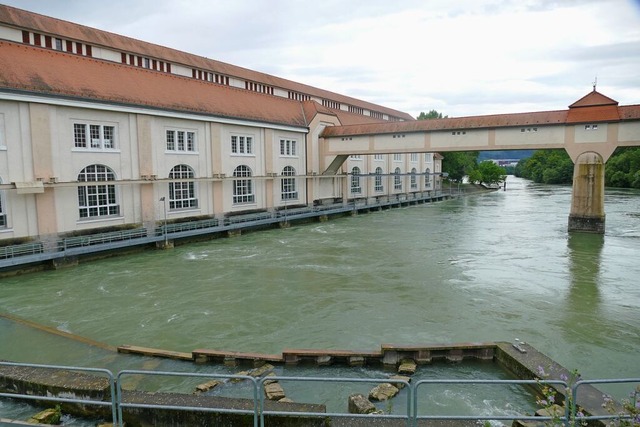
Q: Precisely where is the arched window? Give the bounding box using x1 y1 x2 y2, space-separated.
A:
410 168 418 189
77 164 119 218
425 168 431 186
394 167 402 190
169 164 197 210
281 166 298 200
0 177 6 227
350 166 361 194
374 167 384 192
233 165 254 204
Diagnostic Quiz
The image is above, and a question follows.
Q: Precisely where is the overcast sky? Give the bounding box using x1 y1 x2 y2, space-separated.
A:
4 0 640 118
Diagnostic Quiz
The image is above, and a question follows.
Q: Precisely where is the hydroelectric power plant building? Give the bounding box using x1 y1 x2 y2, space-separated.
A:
1 4 640 269
0 4 444 264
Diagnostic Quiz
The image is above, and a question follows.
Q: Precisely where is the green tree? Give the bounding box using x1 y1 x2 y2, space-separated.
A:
442 151 479 182
468 161 506 185
515 150 573 184
605 147 640 188
416 110 447 120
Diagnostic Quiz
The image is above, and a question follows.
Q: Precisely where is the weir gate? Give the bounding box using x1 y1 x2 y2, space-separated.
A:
319 89 640 233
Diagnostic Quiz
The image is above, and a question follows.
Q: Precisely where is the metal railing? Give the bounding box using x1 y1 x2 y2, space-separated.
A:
0 361 116 424
59 228 149 250
1 361 638 427
116 370 259 427
0 242 43 259
0 191 448 269
257 376 411 426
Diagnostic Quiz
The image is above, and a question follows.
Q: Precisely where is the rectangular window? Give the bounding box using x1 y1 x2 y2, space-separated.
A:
231 135 253 155
279 139 297 156
74 123 87 148
0 180 6 227
177 132 185 151
374 154 384 161
55 38 63 50
411 153 418 162
165 130 196 152
166 130 175 151
393 153 402 161
74 123 116 150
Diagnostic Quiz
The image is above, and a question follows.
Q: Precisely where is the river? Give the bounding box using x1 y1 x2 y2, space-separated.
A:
0 176 639 421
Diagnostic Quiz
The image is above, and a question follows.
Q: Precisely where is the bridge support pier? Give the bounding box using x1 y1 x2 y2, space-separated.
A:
568 152 605 233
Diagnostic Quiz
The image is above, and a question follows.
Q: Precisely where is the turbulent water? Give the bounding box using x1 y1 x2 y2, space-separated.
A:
1 176 639 420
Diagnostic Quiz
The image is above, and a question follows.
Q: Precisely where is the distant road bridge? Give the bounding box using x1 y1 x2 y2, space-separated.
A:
319 90 640 233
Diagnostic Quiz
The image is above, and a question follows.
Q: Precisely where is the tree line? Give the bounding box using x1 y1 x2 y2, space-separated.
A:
515 147 640 188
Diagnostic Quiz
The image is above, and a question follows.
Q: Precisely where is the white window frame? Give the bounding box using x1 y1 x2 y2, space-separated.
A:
394 167 402 190
77 164 120 219
231 135 254 155
374 167 384 192
233 165 255 204
166 130 196 153
168 164 198 210
281 166 298 201
410 168 418 189
350 167 362 194
374 154 384 161
393 153 402 162
425 168 431 186
410 153 418 162
74 123 116 150
279 139 298 157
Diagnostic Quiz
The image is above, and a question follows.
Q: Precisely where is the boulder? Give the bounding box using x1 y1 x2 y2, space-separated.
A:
264 382 286 401
389 374 411 389
263 372 277 385
194 379 222 393
250 363 274 377
28 407 61 425
369 383 399 401
348 394 376 414
398 359 417 375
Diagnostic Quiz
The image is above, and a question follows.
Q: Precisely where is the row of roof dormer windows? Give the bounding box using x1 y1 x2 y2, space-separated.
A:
193 69 230 85
288 91 311 101
21 30 92 56
245 81 274 95
16 28 403 123
122 53 171 73
322 99 341 109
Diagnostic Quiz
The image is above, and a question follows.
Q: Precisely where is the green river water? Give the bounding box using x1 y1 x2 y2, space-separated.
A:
0 176 638 423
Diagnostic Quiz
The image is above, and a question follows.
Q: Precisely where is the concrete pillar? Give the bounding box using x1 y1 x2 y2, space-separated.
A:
568 152 605 233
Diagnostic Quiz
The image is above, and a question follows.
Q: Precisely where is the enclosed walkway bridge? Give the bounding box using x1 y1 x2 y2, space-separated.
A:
319 90 640 233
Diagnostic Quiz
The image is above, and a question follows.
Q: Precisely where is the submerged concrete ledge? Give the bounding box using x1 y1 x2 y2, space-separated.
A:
2 341 617 426
120 341 499 367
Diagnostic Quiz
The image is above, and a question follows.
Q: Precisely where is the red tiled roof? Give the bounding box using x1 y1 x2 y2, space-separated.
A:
619 104 640 120
0 4 415 122
569 90 618 108
321 95 640 138
0 41 309 127
321 109 569 137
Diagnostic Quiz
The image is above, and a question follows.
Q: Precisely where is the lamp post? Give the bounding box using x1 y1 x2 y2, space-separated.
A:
159 196 167 246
